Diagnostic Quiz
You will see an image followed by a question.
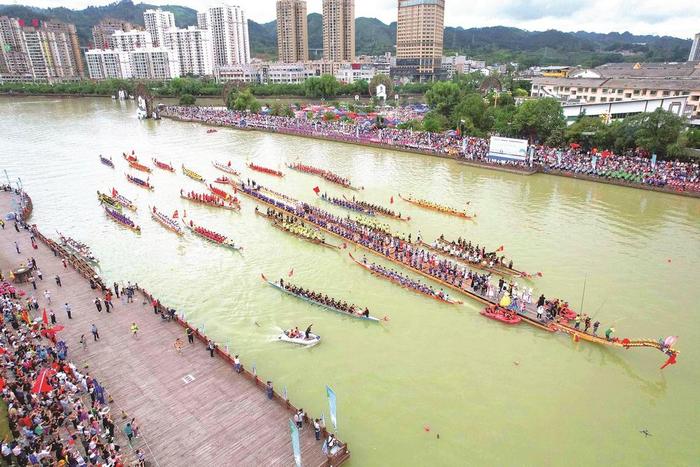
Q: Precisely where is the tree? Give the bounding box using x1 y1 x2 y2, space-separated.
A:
451 94 489 134
304 75 341 98
368 74 393 98
512 98 566 143
564 116 606 147
179 93 196 106
422 111 449 132
686 128 700 149
230 89 261 112
425 81 462 118
631 108 685 156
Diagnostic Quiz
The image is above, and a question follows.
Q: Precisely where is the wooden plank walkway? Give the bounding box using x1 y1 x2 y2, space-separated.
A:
0 191 347 467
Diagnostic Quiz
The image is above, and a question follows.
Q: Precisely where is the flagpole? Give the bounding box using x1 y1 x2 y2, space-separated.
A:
579 275 587 314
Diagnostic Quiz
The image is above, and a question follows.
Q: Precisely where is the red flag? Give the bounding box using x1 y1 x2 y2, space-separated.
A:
660 353 677 370
32 368 56 394
172 210 179 219
496 245 504 252
313 186 320 195
18 19 25 27
112 187 118 197
42 308 48 325
0 377 5 390
288 268 294 277
390 196 394 204
31 18 39 27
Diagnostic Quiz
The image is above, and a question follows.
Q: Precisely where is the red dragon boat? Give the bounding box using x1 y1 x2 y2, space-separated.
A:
480 305 521 324
208 184 241 205
152 158 175 172
287 162 360 190
179 189 240 211
182 218 241 251
247 162 284 177
123 153 138 163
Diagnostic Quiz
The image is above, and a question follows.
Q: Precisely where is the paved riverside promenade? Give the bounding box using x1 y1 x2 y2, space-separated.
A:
0 192 335 466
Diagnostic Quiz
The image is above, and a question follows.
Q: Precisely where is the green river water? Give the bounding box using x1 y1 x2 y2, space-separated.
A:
1 97 699 466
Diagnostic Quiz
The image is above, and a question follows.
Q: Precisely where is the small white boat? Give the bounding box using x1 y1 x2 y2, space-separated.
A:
277 331 321 347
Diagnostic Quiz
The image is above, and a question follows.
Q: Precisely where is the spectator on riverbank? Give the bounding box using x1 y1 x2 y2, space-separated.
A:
162 105 700 194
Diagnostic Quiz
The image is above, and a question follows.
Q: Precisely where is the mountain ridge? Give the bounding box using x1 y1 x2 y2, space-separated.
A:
0 0 691 67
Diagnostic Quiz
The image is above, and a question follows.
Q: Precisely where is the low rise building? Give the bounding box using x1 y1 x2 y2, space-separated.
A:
531 61 700 119
335 63 376 83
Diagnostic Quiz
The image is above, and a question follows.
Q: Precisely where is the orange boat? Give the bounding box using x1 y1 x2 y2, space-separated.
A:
129 160 152 173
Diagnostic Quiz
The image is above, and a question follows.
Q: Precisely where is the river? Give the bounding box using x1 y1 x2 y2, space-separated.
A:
1 97 699 466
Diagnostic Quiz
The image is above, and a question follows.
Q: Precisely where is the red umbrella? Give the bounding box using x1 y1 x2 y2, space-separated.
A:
569 143 581 149
32 368 56 394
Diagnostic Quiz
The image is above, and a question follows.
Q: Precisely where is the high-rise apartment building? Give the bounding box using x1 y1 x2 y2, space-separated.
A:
0 17 83 83
143 8 175 48
85 49 132 79
165 26 214 76
110 30 152 52
130 47 180 80
394 0 445 81
276 0 308 62
0 16 32 80
42 20 84 78
197 5 250 67
92 18 133 49
690 33 700 62
322 0 354 62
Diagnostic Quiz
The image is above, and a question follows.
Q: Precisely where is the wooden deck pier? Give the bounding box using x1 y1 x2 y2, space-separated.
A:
0 190 349 466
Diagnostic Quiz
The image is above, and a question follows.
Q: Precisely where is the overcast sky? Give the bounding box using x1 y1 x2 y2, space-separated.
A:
7 0 699 39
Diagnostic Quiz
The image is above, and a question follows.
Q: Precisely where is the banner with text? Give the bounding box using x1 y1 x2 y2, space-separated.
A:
488 136 529 162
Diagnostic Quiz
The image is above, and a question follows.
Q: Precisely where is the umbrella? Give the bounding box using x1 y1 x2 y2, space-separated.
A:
32 368 56 394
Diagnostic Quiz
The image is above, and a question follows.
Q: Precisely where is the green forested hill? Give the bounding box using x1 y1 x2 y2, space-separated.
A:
0 0 690 67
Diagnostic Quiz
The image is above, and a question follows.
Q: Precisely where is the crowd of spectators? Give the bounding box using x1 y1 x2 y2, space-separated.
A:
1 282 144 466
161 106 700 193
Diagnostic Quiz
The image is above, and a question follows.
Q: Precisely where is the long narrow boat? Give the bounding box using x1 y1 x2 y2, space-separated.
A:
181 218 241 251
208 184 240 204
287 162 359 190
254 185 299 204
128 160 152 173
212 161 240 176
349 253 461 305
150 206 184 236
123 153 138 163
56 231 99 264
399 194 474 220
247 162 284 177
234 182 680 358
214 176 232 184
125 173 154 191
96 190 122 212
104 207 140 233
321 194 375 216
256 210 338 250
111 188 137 211
551 321 678 354
152 158 175 172
182 165 205 183
180 190 240 211
416 240 526 279
342 195 408 222
262 274 382 322
99 155 114 168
